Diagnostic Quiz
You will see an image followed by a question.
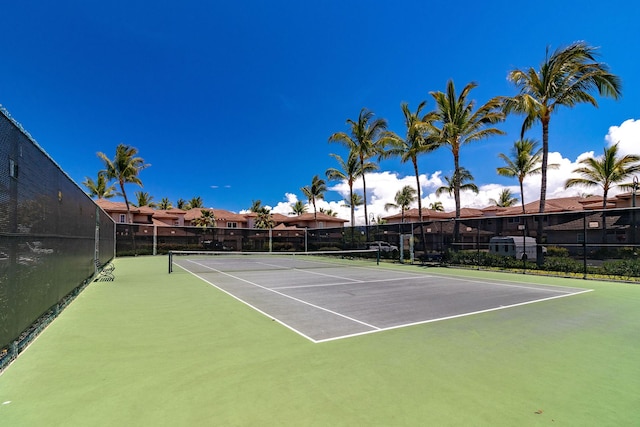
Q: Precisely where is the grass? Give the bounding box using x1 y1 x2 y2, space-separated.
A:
1 256 639 425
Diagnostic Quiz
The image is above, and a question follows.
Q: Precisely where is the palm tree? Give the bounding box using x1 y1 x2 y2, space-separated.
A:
319 208 338 217
176 198 187 210
436 168 479 197
290 200 308 216
97 144 148 254
502 41 622 216
301 175 327 227
192 209 216 227
490 188 519 207
249 200 274 229
497 138 556 213
429 80 504 237
158 198 173 210
565 143 640 243
382 102 438 224
429 201 444 212
565 143 640 209
187 196 203 209
384 185 417 223
97 144 148 221
134 191 156 208
83 173 117 199
329 108 388 226
382 101 439 249
326 152 377 226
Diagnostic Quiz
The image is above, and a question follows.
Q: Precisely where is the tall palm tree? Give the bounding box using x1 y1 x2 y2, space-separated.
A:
497 138 556 213
436 167 479 197
382 102 438 224
83 173 117 199
490 188 519 207
158 198 173 210
134 191 156 208
384 185 417 223
565 143 640 243
329 108 388 226
98 144 148 254
429 80 504 235
502 41 622 216
301 175 327 227
290 200 308 216
325 152 377 226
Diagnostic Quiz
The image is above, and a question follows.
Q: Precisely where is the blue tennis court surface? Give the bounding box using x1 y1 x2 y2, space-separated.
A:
173 256 591 342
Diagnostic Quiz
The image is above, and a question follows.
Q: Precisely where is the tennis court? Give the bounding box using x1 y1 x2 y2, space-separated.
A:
171 251 591 342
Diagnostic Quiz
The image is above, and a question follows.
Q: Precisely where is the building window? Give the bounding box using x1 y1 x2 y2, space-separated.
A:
119 214 126 223
227 222 237 228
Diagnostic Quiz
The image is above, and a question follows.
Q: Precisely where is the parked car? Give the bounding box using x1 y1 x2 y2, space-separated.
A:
368 241 398 252
202 240 232 251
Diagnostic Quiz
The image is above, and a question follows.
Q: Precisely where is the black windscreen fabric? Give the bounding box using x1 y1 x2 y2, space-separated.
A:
0 108 115 350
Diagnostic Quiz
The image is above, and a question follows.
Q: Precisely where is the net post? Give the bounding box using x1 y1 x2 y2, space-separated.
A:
168 251 173 274
377 248 380 265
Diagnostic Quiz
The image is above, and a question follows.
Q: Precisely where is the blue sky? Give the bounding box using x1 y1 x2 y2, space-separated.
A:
2 1 639 223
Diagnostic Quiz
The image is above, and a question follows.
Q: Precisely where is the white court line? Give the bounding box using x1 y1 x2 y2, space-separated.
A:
273 275 428 290
175 259 593 344
183 259 380 331
315 288 594 343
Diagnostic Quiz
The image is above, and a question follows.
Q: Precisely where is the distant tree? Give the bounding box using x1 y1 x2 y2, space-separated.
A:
565 143 640 210
329 108 388 226
497 138 557 213
565 143 640 242
319 208 338 217
429 201 444 212
250 200 274 229
326 152 377 226
176 198 187 209
187 196 203 209
134 191 156 208
192 209 216 228
301 175 327 227
384 185 417 223
490 188 519 207
158 198 173 210
502 41 622 217
436 167 479 197
290 200 308 216
97 143 149 222
83 173 117 199
97 144 148 254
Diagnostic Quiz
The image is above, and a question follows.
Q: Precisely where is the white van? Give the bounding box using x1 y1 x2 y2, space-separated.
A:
489 236 541 261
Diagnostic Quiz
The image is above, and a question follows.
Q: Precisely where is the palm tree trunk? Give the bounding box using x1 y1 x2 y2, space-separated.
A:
413 159 427 255
602 191 608 244
361 158 369 227
120 181 137 255
453 146 461 244
536 117 550 265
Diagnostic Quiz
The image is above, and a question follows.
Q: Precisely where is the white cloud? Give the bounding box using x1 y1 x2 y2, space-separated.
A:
268 119 640 225
605 118 640 155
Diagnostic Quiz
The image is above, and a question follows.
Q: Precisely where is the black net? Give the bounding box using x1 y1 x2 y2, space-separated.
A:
0 107 115 366
169 249 379 274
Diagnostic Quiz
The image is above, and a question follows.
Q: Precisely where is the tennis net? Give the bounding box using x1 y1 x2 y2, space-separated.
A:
168 249 380 274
